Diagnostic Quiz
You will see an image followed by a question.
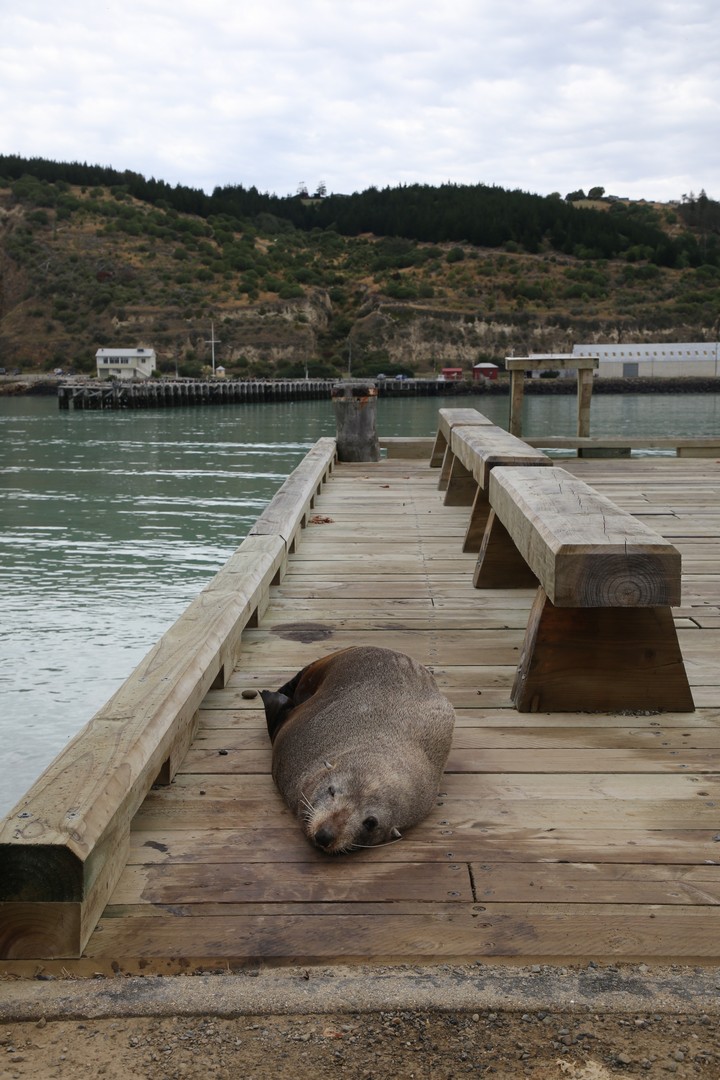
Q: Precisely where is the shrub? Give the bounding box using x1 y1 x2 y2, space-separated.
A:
279 283 304 299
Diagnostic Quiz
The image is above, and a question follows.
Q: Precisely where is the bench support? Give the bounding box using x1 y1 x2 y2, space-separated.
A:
462 489 491 552
431 408 494 470
473 510 538 588
437 449 454 491
443 456 478 506
512 588 695 713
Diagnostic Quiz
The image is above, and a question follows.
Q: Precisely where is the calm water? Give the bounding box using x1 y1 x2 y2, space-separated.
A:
1 390 719 814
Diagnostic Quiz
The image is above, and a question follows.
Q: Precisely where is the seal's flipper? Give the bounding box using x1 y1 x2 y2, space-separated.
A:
274 668 304 700
260 690 294 741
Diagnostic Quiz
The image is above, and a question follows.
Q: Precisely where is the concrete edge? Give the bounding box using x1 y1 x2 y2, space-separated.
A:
2 964 719 1023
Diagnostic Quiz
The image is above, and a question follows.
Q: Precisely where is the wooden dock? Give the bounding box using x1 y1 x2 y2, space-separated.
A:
57 377 337 409
57 376 457 410
1 429 720 975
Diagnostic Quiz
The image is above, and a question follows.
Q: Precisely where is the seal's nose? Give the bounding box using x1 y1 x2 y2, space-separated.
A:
313 827 335 849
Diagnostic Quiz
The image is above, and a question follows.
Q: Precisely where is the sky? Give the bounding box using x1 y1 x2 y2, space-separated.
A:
1 0 719 203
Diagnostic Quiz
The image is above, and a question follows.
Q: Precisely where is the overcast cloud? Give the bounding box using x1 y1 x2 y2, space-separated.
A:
1 0 718 201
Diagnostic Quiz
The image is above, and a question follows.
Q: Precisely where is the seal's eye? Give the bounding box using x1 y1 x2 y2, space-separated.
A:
363 816 378 832
328 785 336 797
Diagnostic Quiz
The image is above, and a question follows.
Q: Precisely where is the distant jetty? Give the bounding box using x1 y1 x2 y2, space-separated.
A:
56 376 465 409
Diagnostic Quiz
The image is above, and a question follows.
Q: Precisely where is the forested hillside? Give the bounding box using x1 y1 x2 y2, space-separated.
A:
1 155 719 376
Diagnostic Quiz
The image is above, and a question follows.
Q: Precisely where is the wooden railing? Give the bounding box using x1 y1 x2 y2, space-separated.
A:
525 435 720 458
0 438 337 959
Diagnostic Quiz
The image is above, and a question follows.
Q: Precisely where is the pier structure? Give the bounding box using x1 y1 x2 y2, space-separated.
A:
1 413 720 977
57 377 336 410
56 376 460 410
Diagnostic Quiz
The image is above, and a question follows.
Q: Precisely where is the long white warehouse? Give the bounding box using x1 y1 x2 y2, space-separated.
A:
571 342 719 378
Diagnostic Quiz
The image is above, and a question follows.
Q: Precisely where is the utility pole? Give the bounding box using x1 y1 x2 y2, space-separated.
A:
205 321 221 375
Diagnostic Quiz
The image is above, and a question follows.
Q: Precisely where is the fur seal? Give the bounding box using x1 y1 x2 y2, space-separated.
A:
260 645 455 854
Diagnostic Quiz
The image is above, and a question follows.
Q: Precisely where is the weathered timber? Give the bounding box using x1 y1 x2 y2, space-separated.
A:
429 407 493 482
512 594 695 713
486 466 682 608
473 509 539 589
331 383 380 462
474 466 693 712
0 439 337 959
445 425 552 550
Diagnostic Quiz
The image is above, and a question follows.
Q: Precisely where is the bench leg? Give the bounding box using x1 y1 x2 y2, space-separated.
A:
430 431 447 468
473 510 539 588
463 487 491 552
512 588 695 713
444 455 477 506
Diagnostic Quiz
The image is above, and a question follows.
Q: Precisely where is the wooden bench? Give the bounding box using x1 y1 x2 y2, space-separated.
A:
443 425 552 551
475 465 694 714
430 408 494 488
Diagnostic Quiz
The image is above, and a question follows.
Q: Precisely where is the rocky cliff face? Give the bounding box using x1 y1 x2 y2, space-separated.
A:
346 301 716 370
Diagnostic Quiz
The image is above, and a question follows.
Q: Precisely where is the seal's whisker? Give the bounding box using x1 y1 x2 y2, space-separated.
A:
350 837 404 849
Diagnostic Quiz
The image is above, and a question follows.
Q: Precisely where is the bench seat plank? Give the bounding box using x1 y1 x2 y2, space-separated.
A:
452 426 551 486
488 466 682 608
446 427 552 550
430 407 493 479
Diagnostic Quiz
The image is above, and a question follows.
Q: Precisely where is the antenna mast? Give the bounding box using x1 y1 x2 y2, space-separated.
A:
205 321 221 375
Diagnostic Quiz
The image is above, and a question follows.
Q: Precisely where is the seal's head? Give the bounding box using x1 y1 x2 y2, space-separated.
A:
300 762 402 854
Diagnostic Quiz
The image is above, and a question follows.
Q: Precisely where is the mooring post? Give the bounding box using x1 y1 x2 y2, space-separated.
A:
331 381 380 462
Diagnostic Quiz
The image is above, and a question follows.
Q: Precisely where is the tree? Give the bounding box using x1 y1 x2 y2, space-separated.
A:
588 186 605 199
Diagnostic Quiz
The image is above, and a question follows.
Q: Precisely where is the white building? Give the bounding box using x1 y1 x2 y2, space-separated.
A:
572 342 719 378
96 347 156 380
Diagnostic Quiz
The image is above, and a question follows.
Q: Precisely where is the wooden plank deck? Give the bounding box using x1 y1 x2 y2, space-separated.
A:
9 452 720 974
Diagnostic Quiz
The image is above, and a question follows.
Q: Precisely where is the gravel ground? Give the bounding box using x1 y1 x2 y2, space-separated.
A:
2 965 720 1080
2 1007 720 1079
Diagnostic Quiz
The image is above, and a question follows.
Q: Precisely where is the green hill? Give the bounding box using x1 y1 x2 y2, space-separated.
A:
1 156 719 377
